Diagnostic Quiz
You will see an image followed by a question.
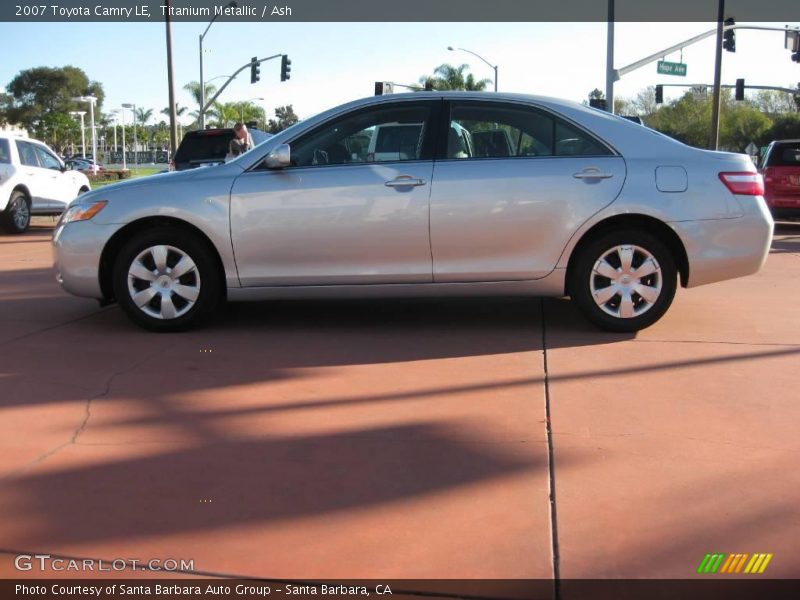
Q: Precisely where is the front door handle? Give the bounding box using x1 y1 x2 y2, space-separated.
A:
573 168 614 180
385 175 427 188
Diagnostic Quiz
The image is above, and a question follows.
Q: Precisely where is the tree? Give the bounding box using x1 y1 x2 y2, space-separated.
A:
184 81 216 113
267 105 299 133
2 66 104 145
588 88 604 101
416 63 492 91
161 104 188 119
752 89 797 115
209 102 240 128
135 108 154 126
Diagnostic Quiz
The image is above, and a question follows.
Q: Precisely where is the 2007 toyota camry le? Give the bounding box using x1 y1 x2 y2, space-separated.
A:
53 92 773 332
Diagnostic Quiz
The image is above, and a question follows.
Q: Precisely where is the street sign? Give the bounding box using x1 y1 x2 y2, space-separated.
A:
691 85 708 100
657 61 688 76
745 142 758 156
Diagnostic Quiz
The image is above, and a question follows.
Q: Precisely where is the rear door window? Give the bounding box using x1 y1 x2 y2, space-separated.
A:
15 140 40 167
0 139 10 164
445 101 612 160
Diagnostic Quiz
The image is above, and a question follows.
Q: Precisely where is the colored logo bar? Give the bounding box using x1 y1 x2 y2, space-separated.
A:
697 553 773 574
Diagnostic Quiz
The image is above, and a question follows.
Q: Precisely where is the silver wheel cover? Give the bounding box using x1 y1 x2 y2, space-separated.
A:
126 244 201 320
589 244 663 319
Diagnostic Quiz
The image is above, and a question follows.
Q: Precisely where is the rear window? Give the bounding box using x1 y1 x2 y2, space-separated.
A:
766 143 800 167
0 139 10 164
174 130 234 163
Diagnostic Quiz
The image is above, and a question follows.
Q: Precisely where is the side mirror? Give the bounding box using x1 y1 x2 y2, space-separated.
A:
265 144 291 169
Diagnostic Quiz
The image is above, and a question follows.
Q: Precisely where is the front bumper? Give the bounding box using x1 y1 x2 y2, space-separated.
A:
671 196 774 288
52 219 122 299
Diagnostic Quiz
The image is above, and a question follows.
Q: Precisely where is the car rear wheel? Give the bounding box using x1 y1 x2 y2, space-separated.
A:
571 230 677 332
1 191 31 234
112 228 221 332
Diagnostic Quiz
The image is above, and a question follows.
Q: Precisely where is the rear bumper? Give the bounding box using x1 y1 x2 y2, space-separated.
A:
671 196 774 288
52 219 121 299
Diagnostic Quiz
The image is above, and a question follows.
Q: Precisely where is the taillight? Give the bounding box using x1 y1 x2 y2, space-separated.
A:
719 172 764 196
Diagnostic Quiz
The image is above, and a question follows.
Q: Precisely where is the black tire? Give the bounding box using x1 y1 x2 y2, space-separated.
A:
570 229 677 333
112 227 221 332
1 191 31 234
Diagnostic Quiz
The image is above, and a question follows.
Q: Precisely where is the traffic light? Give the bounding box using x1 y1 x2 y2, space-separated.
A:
280 55 291 82
250 56 260 84
655 85 664 104
735 78 745 101
723 18 736 52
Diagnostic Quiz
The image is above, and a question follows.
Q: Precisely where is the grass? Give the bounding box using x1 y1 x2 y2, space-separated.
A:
90 167 165 189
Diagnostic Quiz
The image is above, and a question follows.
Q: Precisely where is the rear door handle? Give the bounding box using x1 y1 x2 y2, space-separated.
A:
573 168 614 180
385 175 427 188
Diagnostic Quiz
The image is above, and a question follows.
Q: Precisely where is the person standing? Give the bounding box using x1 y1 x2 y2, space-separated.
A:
229 122 253 157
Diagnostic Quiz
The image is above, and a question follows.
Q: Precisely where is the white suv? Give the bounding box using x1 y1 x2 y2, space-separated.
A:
0 134 91 233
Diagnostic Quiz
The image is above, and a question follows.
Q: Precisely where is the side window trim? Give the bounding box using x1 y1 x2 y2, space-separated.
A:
437 99 618 161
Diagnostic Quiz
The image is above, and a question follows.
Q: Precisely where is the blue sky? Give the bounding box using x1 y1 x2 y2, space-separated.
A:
1 21 798 123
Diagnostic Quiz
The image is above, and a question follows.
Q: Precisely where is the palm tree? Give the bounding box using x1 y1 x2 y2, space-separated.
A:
135 108 154 126
209 102 240 128
161 104 188 119
184 81 216 111
417 63 492 91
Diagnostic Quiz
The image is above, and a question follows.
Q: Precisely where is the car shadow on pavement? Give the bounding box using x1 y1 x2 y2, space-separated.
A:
0 421 545 548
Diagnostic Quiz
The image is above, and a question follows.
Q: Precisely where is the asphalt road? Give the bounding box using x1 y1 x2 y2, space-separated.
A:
0 219 798 593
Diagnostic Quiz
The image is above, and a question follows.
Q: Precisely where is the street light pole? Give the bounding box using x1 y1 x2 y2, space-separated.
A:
199 0 237 129
120 110 127 170
122 103 137 169
447 46 498 91
69 111 86 158
73 96 98 171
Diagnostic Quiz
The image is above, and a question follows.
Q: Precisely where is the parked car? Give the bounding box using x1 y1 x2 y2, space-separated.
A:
1 134 91 233
760 139 800 220
172 127 272 171
65 158 107 172
53 92 773 332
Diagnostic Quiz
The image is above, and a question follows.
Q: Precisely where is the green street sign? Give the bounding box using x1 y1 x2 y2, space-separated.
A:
657 61 687 76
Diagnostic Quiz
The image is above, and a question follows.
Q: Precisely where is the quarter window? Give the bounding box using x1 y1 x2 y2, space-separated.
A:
289 104 432 168
446 102 611 159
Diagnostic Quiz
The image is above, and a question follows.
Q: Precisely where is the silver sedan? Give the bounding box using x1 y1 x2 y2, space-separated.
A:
53 92 773 332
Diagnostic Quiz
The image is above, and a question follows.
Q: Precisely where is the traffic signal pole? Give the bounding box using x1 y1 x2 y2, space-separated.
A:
200 54 282 118
709 0 725 150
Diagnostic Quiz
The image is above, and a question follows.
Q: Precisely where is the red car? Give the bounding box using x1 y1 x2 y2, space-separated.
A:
761 140 800 220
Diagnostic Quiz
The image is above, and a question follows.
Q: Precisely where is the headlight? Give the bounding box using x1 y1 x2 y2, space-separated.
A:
59 201 107 225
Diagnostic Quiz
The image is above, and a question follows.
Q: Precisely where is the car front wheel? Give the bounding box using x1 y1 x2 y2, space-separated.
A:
571 230 677 332
1 191 31 234
112 228 221 332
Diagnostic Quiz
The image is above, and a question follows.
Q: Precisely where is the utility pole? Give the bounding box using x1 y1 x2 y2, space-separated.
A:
606 0 615 113
709 0 725 150
164 0 178 155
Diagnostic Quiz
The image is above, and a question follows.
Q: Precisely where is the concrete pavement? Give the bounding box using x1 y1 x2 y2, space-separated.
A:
0 220 798 593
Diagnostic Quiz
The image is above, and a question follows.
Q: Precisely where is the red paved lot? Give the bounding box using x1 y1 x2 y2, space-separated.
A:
1 220 798 595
